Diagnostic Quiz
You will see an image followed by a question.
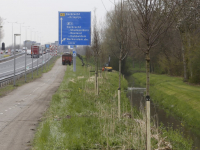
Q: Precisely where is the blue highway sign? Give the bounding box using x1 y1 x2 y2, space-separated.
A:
70 45 73 49
45 44 50 48
73 50 76 57
58 12 91 46
70 45 76 49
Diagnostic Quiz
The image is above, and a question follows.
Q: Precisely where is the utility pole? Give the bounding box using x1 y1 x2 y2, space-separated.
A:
13 34 21 86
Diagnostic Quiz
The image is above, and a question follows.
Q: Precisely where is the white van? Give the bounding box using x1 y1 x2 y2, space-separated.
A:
27 49 31 55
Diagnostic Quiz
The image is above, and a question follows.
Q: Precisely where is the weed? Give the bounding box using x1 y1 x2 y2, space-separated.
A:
32 59 193 150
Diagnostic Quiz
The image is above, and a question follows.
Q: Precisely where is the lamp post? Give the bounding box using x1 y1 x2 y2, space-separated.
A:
42 47 43 73
45 48 46 70
48 49 49 69
7 21 17 49
18 23 24 48
30 28 35 79
31 45 33 79
24 40 30 82
13 34 21 86
37 43 39 76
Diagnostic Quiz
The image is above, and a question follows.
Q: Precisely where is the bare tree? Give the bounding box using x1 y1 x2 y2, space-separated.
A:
0 17 5 49
127 0 184 149
105 0 132 119
176 0 200 81
91 11 102 95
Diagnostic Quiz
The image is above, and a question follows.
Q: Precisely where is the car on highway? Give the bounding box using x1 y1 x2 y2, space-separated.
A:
18 49 22 53
5 50 8 53
27 49 31 55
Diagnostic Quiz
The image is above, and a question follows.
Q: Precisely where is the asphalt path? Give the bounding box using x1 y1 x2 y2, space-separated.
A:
0 57 66 150
0 53 51 79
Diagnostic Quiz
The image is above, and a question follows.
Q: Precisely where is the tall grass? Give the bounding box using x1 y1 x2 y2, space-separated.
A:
32 60 193 150
133 72 200 137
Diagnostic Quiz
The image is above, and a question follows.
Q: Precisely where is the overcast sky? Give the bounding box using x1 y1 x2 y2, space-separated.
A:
0 0 116 48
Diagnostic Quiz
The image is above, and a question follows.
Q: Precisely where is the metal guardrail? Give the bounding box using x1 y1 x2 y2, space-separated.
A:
0 55 59 88
0 52 25 62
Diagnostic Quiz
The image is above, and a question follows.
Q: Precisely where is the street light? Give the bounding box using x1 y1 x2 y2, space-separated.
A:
24 40 30 82
18 22 24 48
13 34 21 86
7 21 17 49
31 44 33 79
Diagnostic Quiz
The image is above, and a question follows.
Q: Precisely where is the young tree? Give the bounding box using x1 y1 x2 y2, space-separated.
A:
91 11 102 95
176 0 200 82
127 0 184 149
104 0 132 119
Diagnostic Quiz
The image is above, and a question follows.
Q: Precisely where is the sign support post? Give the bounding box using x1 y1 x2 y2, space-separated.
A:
73 46 76 72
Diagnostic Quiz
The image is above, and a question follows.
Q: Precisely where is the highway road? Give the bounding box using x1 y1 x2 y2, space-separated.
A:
0 53 51 79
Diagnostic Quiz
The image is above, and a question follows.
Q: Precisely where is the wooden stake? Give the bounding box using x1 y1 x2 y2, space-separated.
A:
146 100 151 150
97 76 99 95
118 89 121 119
89 67 90 78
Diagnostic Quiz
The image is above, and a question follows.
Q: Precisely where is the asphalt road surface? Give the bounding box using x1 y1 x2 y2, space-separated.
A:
0 57 66 150
0 53 51 79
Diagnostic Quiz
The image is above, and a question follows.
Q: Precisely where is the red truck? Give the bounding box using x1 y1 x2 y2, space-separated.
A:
62 52 72 65
31 45 41 58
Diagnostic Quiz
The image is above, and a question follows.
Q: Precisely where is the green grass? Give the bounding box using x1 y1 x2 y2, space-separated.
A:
3 55 10 58
132 61 146 73
0 56 59 97
32 59 193 150
133 72 200 136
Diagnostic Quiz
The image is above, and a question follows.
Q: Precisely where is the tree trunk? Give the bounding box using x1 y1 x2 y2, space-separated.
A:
146 51 151 150
95 53 99 95
118 58 121 119
182 43 187 82
188 33 192 78
146 51 150 96
97 53 99 95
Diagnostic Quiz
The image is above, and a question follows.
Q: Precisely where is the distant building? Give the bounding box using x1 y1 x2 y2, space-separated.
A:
23 41 37 49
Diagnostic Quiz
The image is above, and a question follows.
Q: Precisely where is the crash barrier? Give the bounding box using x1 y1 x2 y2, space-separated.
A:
0 56 59 88
0 52 25 62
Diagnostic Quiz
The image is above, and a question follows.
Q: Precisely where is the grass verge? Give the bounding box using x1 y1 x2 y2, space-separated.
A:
32 59 192 150
0 56 59 97
133 72 200 137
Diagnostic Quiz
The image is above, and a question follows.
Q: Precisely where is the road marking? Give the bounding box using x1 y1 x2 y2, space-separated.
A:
0 113 3 115
5 110 7 111
0 55 24 65
9 108 12 110
0 59 38 75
